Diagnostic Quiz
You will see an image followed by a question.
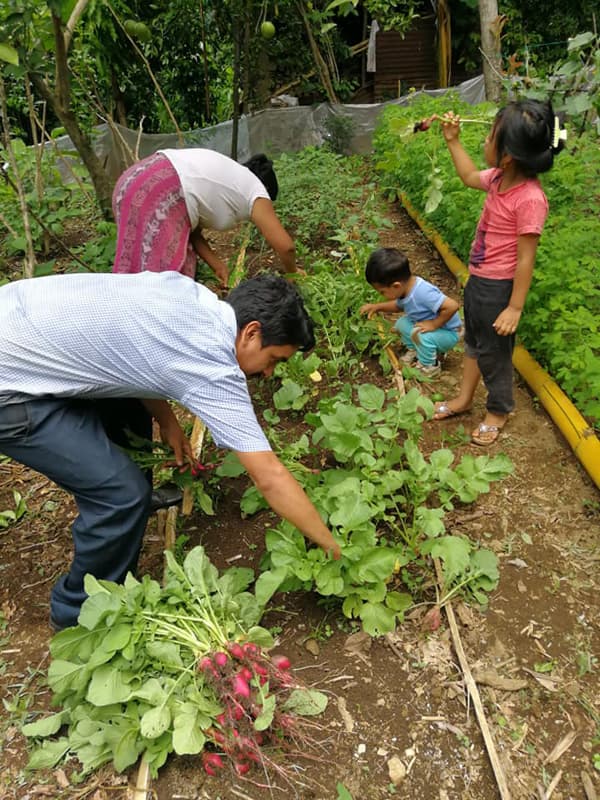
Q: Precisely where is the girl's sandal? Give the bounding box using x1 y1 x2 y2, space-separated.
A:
433 402 468 421
471 423 502 446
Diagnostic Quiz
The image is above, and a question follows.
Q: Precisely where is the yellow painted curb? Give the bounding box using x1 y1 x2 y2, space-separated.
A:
399 192 600 491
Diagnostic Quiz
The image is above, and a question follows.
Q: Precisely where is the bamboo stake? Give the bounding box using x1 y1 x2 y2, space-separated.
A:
434 559 512 800
132 754 151 800
367 310 405 397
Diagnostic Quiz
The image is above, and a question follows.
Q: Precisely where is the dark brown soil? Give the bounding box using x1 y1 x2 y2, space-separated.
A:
1 205 599 800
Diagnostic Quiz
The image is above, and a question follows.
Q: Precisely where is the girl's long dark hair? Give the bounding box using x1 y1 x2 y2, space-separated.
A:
494 99 565 177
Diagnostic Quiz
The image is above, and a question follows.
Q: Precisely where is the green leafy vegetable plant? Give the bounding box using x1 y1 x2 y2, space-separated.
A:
255 384 512 635
22 547 328 780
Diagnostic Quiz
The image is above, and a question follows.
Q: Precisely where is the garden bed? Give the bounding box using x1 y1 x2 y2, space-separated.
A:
1 204 599 800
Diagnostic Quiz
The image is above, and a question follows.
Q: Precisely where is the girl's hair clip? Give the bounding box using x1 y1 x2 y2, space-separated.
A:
552 116 567 149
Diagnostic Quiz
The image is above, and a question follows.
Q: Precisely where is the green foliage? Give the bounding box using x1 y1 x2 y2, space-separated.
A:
22 546 334 777
507 31 600 136
257 384 512 635
274 147 366 247
0 138 114 274
373 93 600 426
0 490 27 528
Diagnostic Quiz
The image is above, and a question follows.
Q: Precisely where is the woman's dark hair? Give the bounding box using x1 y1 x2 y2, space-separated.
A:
493 99 565 177
243 153 278 201
365 247 411 286
226 275 315 352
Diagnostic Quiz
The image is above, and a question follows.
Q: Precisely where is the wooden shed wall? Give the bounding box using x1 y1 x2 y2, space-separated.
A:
372 16 438 101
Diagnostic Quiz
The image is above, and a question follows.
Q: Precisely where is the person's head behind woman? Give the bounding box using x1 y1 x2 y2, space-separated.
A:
491 99 565 178
244 154 278 201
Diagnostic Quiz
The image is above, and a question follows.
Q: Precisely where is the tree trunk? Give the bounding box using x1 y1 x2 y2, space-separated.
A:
30 73 115 219
478 0 503 102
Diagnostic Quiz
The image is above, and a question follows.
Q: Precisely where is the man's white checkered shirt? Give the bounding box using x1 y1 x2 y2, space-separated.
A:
0 271 271 452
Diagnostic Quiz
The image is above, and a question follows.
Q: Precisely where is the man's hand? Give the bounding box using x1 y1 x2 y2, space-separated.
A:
493 306 522 336
157 416 193 466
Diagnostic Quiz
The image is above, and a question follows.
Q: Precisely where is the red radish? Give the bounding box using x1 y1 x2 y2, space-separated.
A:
213 651 228 668
228 642 244 660
252 662 268 676
232 674 251 699
240 666 253 682
242 642 259 657
229 700 245 720
235 761 251 775
215 713 226 726
202 751 224 775
272 655 291 671
422 605 442 631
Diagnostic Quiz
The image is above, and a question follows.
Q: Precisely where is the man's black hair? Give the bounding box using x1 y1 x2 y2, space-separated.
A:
365 247 411 286
226 275 315 352
243 154 279 201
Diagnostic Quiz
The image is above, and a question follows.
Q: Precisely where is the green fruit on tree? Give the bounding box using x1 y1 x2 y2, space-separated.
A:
124 19 151 42
260 20 276 39
133 22 152 42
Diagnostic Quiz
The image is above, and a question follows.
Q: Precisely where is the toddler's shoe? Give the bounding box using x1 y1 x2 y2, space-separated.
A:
400 349 417 365
415 361 441 377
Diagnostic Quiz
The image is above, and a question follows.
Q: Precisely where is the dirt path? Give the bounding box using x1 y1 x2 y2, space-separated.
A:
0 203 599 800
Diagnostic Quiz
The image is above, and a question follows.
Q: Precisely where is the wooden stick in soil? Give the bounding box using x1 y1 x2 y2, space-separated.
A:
433 558 512 800
181 418 205 515
367 310 405 397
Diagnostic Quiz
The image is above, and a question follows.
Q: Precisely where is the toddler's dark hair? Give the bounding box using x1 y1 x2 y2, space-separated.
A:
365 248 411 286
243 153 278 201
493 99 565 177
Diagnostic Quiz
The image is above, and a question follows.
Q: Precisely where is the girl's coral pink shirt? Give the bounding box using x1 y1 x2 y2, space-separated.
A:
468 167 549 280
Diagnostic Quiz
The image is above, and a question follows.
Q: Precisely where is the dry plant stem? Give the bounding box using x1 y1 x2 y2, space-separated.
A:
0 210 18 237
134 116 146 162
367 310 406 397
132 755 151 800
433 558 512 800
543 769 563 800
296 0 338 103
0 73 36 277
24 76 47 254
182 417 206 514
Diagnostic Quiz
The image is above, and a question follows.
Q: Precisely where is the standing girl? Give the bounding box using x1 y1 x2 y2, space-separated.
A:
112 149 299 285
433 100 565 444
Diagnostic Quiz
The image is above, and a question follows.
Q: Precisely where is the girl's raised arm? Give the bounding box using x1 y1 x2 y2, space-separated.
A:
440 113 483 190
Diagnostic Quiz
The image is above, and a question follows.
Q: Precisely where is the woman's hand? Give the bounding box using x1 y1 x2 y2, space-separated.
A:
212 259 230 287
